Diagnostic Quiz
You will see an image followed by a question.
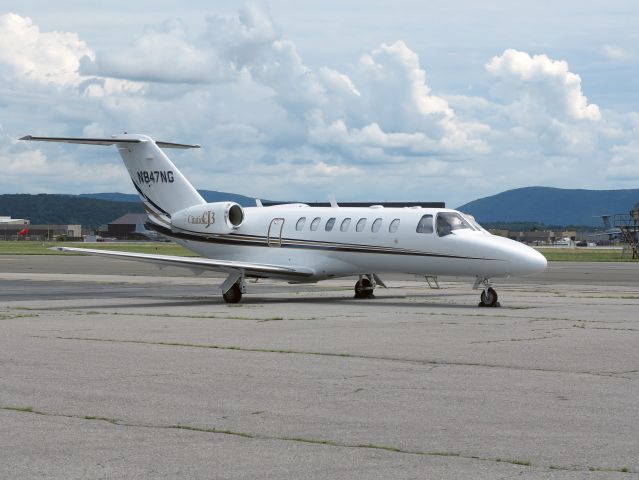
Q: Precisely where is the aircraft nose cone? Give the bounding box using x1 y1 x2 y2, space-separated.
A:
512 244 547 276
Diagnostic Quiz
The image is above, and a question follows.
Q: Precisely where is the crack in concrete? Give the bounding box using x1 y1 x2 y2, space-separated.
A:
34 335 626 380
1 406 634 475
585 326 639 333
10 306 319 322
0 313 38 321
413 311 580 323
470 334 560 344
544 325 639 334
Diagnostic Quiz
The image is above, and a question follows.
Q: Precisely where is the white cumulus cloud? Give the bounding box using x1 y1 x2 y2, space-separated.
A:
0 12 94 87
486 48 601 121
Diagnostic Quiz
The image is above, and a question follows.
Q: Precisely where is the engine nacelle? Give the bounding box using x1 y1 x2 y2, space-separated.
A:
171 202 244 234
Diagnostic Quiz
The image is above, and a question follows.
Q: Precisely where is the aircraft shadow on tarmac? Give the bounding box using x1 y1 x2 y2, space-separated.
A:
36 292 516 312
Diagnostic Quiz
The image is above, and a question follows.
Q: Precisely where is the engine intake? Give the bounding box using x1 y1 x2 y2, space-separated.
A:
172 202 244 234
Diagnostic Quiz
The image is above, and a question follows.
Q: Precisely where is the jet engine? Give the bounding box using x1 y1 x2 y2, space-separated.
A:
171 202 244 234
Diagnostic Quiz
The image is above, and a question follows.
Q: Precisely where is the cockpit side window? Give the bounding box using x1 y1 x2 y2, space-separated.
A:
416 214 433 234
436 212 474 237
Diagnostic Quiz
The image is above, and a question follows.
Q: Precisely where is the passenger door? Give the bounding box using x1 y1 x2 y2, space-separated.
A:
268 218 285 247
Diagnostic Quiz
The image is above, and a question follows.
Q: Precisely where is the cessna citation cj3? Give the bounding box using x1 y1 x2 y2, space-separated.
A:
21 134 547 306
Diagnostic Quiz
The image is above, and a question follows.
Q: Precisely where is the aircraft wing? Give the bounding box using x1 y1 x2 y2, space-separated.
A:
51 247 315 279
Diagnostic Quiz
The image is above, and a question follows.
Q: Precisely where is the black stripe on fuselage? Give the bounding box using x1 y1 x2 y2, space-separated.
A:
147 222 500 261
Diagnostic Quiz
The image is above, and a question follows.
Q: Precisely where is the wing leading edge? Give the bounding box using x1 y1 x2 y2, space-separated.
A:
51 247 315 279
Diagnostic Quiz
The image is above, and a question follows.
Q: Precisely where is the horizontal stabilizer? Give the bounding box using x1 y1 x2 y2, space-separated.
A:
20 135 200 149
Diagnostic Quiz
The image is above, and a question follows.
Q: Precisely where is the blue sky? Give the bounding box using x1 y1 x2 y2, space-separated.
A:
1 1 638 206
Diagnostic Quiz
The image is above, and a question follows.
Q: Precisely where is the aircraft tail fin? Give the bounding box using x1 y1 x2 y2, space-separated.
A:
20 134 205 221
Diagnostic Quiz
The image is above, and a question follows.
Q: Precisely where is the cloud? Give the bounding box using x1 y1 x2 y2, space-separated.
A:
89 19 232 84
89 4 280 86
0 12 94 87
606 138 639 180
602 44 634 63
1 8 638 207
84 9 484 159
0 141 128 194
355 41 453 123
486 49 601 122
441 48 618 159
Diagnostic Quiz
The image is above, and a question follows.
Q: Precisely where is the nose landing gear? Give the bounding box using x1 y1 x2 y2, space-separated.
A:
474 277 500 307
480 287 499 307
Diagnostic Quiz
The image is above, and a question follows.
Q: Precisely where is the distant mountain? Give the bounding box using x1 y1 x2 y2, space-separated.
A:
457 187 639 227
80 190 265 206
78 193 138 203
0 194 144 228
4 187 638 230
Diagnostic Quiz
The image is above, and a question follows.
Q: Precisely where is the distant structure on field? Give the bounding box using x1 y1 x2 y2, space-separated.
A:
0 215 81 240
591 202 639 258
0 216 29 225
262 201 446 208
490 229 577 246
100 213 150 239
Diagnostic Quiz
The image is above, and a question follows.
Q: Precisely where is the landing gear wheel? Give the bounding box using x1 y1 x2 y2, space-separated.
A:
479 287 499 307
223 283 243 304
354 277 375 299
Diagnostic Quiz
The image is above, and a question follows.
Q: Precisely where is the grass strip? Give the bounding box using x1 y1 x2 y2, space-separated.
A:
0 241 197 256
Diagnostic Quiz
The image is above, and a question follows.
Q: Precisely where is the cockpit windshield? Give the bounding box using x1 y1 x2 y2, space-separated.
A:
461 213 485 232
436 212 475 237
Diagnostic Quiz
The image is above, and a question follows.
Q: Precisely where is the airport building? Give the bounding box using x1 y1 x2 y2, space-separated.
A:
0 216 29 225
101 213 147 239
490 229 577 245
0 222 81 240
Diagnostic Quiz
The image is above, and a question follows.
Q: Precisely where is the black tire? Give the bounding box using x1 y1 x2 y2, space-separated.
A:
354 278 374 299
223 283 242 304
480 287 498 307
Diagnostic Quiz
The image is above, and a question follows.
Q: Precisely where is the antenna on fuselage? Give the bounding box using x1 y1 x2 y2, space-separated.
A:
329 194 339 208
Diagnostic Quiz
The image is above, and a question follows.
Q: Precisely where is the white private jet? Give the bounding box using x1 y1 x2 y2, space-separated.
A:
20 134 547 306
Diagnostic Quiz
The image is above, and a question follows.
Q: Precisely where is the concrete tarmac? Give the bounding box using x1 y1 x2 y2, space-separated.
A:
1 255 638 479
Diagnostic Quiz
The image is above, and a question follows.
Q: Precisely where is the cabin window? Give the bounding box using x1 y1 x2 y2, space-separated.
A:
325 217 336 231
416 214 434 234
296 217 306 231
310 217 321 231
389 218 400 233
371 218 382 233
436 212 473 237
340 218 351 232
356 218 367 232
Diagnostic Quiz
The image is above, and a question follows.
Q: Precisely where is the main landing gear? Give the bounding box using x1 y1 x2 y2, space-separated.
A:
474 277 500 307
222 282 243 303
221 272 247 304
354 274 376 299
